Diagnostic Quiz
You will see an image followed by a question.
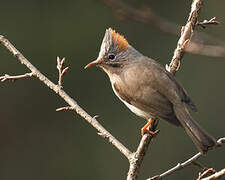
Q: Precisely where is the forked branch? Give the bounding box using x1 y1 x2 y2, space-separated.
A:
57 57 69 88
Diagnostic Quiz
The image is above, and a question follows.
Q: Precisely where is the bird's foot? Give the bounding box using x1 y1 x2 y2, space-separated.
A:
141 118 159 136
141 128 160 136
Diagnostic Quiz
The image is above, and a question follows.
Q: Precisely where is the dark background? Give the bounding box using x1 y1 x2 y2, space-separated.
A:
0 0 224 179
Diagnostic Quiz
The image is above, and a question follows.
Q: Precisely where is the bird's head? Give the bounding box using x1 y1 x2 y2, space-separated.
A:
85 28 141 71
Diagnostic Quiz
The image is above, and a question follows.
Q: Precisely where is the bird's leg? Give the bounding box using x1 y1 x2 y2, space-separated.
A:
141 118 159 136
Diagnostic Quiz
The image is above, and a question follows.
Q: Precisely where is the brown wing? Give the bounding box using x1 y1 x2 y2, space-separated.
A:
134 57 197 112
113 60 182 125
115 57 197 126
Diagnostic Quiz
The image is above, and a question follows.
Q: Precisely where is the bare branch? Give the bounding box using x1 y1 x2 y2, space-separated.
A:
128 120 159 180
0 33 159 180
197 168 216 180
148 152 202 180
127 134 152 180
167 0 203 74
147 137 225 180
201 168 225 180
57 57 69 88
93 115 100 119
56 106 74 112
0 35 132 160
217 137 225 145
0 72 33 82
98 0 225 58
198 17 220 29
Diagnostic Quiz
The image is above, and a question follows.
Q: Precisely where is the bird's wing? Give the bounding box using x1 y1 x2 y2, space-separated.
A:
150 59 197 112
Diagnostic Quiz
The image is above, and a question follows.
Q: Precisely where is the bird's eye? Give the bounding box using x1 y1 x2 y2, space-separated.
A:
108 54 115 60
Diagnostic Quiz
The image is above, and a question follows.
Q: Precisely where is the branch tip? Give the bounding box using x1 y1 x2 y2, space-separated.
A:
62 67 70 75
217 137 225 145
98 132 109 139
0 72 33 82
198 17 220 29
57 56 69 87
56 106 74 112
93 115 100 119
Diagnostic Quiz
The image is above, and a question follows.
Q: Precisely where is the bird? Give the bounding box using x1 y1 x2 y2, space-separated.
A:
84 28 217 154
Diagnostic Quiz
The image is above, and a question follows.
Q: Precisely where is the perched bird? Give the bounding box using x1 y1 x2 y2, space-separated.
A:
85 28 217 154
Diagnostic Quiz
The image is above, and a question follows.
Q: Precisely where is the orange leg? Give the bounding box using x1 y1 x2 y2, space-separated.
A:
141 118 156 136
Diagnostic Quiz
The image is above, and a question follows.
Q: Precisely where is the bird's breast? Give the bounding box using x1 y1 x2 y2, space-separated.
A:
111 80 150 119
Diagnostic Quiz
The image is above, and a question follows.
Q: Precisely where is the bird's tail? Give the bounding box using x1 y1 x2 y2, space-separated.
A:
174 104 217 154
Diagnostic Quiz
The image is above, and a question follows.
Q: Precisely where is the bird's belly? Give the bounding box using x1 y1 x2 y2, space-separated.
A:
123 100 150 119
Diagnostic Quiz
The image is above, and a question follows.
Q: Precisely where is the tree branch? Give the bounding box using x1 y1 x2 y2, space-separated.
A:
127 134 152 179
147 137 225 180
0 35 132 160
197 17 220 29
0 72 33 82
57 57 69 88
197 168 216 180
200 168 225 180
127 122 159 180
167 0 203 74
0 34 160 180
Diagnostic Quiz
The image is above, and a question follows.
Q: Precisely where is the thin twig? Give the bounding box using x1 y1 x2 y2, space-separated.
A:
201 168 225 180
98 0 225 57
197 168 216 180
0 72 33 82
148 152 202 180
217 137 225 145
147 137 225 180
56 106 74 112
57 57 69 88
198 17 220 29
167 0 203 74
0 35 132 160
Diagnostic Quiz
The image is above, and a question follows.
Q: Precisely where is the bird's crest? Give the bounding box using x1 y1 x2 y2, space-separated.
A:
109 28 129 51
99 28 129 57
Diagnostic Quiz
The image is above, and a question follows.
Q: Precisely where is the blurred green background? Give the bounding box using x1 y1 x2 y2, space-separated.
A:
0 0 224 179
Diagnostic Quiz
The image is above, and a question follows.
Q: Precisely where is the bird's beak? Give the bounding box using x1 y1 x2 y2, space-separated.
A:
84 58 102 69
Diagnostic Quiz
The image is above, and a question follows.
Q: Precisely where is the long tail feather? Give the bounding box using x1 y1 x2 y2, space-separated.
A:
174 104 217 154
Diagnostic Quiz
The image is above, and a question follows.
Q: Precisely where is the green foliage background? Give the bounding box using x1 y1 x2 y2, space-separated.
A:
0 0 224 179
